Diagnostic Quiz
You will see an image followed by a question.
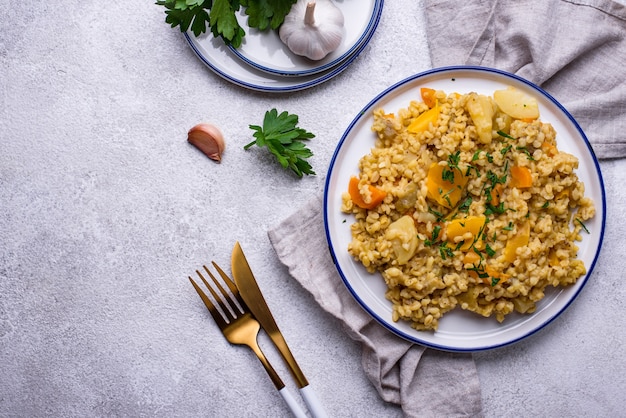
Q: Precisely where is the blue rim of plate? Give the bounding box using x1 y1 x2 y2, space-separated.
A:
183 1 383 93
324 65 606 352
228 0 382 77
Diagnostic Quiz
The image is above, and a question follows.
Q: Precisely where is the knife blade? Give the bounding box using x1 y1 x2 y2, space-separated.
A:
231 241 328 418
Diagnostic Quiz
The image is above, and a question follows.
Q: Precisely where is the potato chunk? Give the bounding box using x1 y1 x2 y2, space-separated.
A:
385 215 418 265
494 87 539 120
466 93 494 144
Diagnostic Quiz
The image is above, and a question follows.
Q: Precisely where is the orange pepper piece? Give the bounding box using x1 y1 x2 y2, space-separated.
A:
541 141 558 157
420 87 437 108
490 183 504 206
510 166 533 188
484 264 510 283
348 176 387 210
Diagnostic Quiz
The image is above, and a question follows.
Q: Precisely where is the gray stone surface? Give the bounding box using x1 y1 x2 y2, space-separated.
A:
1 1 625 417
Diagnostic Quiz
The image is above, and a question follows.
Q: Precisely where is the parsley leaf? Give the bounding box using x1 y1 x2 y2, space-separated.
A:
156 0 214 37
156 0 296 48
210 0 245 47
245 109 316 178
241 0 295 30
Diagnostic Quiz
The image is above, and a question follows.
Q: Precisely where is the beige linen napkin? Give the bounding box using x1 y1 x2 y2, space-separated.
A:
424 0 626 160
269 196 482 417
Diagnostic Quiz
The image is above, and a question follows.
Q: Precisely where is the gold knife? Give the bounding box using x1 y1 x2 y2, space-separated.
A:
231 242 328 418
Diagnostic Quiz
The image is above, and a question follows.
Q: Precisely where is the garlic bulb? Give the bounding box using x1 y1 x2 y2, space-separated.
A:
279 0 345 61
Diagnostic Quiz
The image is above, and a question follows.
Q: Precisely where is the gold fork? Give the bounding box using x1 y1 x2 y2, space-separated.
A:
189 262 307 418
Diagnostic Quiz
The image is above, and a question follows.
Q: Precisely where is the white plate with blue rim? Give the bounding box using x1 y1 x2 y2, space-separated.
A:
229 0 380 77
184 1 383 92
324 66 606 352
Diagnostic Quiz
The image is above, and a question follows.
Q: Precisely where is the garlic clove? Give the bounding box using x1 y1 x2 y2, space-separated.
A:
187 123 225 162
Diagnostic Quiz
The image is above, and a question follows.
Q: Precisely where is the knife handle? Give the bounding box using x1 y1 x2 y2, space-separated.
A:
300 384 329 418
278 387 308 418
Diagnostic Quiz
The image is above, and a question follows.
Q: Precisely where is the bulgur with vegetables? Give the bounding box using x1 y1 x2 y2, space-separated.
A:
341 86 595 331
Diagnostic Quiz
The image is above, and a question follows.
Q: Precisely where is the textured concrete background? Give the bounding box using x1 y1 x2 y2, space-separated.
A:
1 1 625 417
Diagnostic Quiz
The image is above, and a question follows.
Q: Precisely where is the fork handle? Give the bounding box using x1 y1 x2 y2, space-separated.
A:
278 387 308 418
300 385 329 418
249 344 308 418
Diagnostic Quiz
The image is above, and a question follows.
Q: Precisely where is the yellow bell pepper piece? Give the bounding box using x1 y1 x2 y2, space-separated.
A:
504 221 530 263
446 215 486 251
425 163 468 208
407 101 440 134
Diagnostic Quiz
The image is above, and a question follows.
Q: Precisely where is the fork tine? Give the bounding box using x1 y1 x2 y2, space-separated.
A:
212 261 247 308
188 276 228 329
212 261 238 295
196 268 237 323
203 264 241 315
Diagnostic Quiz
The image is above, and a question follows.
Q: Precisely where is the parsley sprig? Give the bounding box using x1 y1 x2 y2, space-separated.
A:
156 0 296 48
245 109 315 178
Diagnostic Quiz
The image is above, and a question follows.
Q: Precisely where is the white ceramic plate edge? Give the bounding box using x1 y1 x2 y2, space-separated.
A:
324 66 607 352
228 0 379 76
183 1 384 92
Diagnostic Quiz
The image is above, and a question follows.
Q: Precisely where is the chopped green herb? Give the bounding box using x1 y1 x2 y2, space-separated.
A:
465 164 480 177
432 225 441 241
442 169 455 183
428 206 445 221
439 242 454 260
503 221 514 231
497 130 516 140
517 146 535 160
425 226 442 246
448 151 461 169
488 170 507 185
485 202 507 216
491 277 501 286
458 196 473 213
576 218 590 234
485 244 496 257
468 265 489 279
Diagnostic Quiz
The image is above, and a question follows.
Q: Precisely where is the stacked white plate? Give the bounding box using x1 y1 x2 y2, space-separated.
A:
184 0 384 92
